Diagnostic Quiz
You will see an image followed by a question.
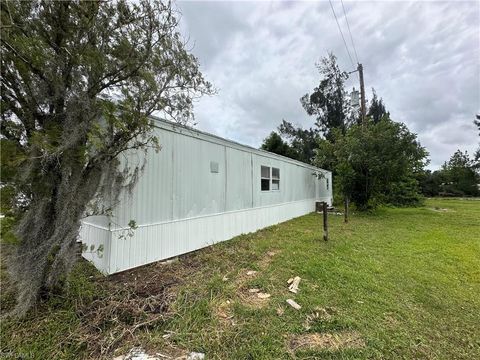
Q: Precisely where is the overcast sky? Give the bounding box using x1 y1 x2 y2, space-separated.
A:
176 0 479 170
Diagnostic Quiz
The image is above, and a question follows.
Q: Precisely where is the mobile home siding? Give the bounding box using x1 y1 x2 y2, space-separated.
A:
79 118 332 274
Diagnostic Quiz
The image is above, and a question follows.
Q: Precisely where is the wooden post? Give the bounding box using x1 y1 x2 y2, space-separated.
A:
344 197 349 223
323 202 328 241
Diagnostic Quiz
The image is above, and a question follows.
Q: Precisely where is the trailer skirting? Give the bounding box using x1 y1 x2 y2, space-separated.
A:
80 197 331 274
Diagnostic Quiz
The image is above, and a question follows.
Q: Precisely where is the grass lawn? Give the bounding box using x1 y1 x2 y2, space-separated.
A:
1 198 479 359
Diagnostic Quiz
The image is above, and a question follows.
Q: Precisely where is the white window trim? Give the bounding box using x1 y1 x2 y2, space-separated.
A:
261 166 280 192
261 165 270 191
271 167 280 191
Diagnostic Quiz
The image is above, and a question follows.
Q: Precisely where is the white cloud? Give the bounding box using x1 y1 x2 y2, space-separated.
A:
178 0 480 169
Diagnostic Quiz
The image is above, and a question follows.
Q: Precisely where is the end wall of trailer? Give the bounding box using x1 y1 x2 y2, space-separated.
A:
79 216 111 274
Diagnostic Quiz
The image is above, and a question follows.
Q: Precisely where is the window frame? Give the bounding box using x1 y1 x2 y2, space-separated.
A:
260 166 280 192
260 165 271 191
271 167 280 191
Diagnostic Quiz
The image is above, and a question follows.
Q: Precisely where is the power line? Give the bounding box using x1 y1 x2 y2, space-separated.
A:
328 0 355 68
340 0 359 64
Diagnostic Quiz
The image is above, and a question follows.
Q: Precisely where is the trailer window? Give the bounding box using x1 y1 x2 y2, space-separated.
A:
261 166 270 191
326 178 329 190
272 167 280 190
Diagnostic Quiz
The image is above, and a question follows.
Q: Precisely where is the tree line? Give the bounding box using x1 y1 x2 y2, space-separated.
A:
417 121 480 198
262 53 480 209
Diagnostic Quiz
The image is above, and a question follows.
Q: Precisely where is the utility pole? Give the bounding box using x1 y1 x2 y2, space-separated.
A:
357 63 366 125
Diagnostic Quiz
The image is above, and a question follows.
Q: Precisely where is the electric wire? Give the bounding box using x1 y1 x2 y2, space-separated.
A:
340 0 359 64
328 0 355 68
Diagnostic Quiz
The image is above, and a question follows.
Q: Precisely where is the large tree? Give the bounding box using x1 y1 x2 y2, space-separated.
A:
300 53 352 141
277 120 319 164
367 88 390 124
317 118 429 210
260 120 319 164
0 0 212 316
260 131 294 159
440 150 479 196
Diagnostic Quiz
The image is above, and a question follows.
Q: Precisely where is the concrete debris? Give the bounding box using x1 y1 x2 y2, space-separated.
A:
246 270 257 276
286 299 302 310
116 347 159 360
186 352 205 360
248 288 260 293
256 292 271 299
288 276 301 293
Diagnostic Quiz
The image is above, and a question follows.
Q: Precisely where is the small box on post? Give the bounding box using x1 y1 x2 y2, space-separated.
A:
315 201 323 213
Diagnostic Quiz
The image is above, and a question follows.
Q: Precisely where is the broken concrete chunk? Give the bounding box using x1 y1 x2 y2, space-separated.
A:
288 276 301 293
257 292 271 299
246 270 257 276
120 347 159 360
187 352 205 360
248 288 260 293
286 298 302 310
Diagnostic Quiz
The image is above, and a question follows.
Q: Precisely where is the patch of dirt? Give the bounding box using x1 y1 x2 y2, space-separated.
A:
428 207 452 212
238 288 271 309
232 268 259 289
289 331 365 352
383 312 399 327
303 307 337 330
74 254 204 358
257 249 280 269
213 299 235 327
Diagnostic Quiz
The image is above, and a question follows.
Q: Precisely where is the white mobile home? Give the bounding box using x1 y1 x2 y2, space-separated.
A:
80 118 332 274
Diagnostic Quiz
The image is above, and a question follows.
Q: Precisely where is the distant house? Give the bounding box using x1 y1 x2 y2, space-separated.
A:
80 117 333 274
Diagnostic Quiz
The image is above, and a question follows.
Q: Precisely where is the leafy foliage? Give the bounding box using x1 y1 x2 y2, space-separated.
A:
277 120 320 164
367 88 390 124
262 53 428 209
0 0 212 316
316 119 429 210
474 114 480 169
417 150 479 198
260 131 294 159
440 150 479 196
260 120 320 164
300 53 353 140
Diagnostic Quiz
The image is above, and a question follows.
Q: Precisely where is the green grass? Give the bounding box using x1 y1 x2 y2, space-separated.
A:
1 198 480 359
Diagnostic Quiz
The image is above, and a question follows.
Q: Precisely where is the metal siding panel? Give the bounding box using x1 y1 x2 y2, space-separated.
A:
81 119 332 274
225 147 253 211
172 132 226 220
111 128 175 229
79 222 111 274
106 199 315 273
